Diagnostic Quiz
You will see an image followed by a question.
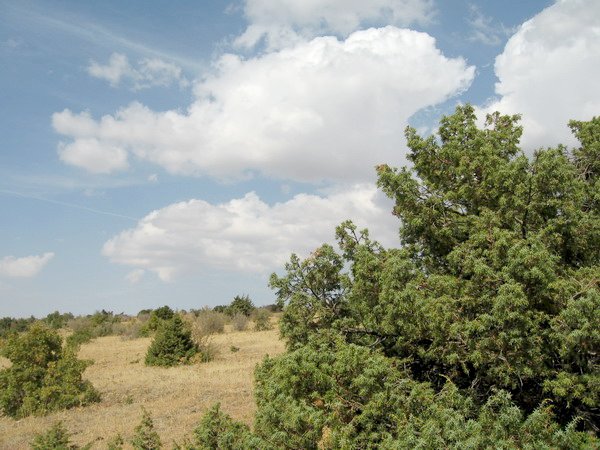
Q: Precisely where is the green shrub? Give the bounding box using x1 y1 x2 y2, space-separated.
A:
226 295 255 317
186 403 269 450
144 306 175 334
31 421 75 450
145 315 198 367
43 311 74 330
259 107 600 446
252 309 272 331
230 313 248 332
131 409 162 450
0 316 35 338
0 323 99 418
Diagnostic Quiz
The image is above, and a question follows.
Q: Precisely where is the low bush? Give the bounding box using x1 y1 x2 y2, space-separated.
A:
186 403 267 449
230 313 248 332
0 323 100 418
194 308 226 335
145 315 198 367
31 422 76 450
252 308 272 331
226 295 255 317
131 409 162 450
43 311 74 330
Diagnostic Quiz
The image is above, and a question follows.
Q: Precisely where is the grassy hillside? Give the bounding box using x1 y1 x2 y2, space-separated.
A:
0 323 284 449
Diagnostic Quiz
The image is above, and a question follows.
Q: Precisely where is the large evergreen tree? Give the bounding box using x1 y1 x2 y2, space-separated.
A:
256 106 599 447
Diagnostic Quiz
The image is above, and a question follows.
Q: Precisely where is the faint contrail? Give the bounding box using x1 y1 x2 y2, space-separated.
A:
0 189 139 222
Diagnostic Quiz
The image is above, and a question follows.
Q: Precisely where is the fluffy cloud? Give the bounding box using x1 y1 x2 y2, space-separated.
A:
478 0 600 150
0 253 54 278
54 27 474 183
87 52 187 90
236 0 434 49
58 137 129 173
102 185 398 281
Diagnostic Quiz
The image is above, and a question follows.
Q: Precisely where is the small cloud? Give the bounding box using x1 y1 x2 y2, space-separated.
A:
87 52 188 90
0 252 55 278
125 268 145 284
148 174 158 183
57 137 129 174
467 4 512 46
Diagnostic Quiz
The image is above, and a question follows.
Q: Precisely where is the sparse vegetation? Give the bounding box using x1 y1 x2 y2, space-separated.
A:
252 308 272 331
66 310 124 348
230 313 248 332
194 307 227 335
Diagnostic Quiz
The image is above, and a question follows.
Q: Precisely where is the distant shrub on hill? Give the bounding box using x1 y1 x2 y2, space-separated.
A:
0 316 35 338
0 323 99 418
66 310 123 348
194 308 226 335
230 313 248 332
145 315 198 367
43 311 74 330
225 295 255 317
252 308 273 331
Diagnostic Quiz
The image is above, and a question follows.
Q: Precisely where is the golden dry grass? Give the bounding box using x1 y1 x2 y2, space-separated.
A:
0 323 284 449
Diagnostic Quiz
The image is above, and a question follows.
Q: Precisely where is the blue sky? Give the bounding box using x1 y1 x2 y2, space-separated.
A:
1 0 598 318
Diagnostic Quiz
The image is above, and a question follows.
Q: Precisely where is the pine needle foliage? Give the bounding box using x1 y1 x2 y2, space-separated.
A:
145 315 198 367
131 408 162 450
259 106 600 447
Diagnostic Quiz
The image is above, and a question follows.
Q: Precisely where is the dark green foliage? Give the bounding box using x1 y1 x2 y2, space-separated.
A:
264 106 600 446
31 421 75 450
145 315 198 367
226 295 255 317
0 323 100 418
144 305 175 334
43 311 74 330
0 315 35 338
181 403 269 449
131 409 162 450
253 338 597 449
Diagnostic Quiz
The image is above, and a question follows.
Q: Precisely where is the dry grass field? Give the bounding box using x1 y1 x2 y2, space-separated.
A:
0 322 285 449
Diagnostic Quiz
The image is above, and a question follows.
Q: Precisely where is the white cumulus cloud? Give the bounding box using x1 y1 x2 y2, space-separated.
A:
102 185 398 281
54 27 474 182
58 137 129 173
0 253 55 278
87 52 188 90
236 0 435 49
478 0 600 150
